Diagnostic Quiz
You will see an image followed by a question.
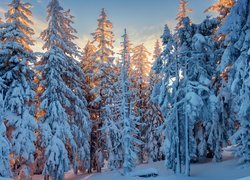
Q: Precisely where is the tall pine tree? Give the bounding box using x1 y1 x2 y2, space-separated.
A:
37 0 91 178
0 0 37 176
118 29 142 175
90 8 116 172
218 0 250 167
130 44 151 163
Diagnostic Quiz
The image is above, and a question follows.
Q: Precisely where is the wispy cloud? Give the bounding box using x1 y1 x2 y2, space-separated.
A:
0 6 6 16
0 4 175 59
30 16 47 52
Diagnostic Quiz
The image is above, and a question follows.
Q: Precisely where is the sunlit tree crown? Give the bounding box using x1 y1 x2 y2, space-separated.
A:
5 0 34 51
40 0 80 57
153 40 162 60
83 41 97 60
131 44 151 78
176 0 192 23
92 8 115 63
120 29 132 69
205 0 235 21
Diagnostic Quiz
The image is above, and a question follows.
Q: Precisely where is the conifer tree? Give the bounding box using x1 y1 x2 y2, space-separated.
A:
81 41 97 172
130 44 151 163
218 0 250 167
81 41 97 86
205 0 235 150
153 40 162 60
0 0 37 176
176 0 192 29
37 0 91 178
152 24 181 173
143 71 164 163
118 29 142 175
90 8 116 172
143 40 164 163
0 88 12 178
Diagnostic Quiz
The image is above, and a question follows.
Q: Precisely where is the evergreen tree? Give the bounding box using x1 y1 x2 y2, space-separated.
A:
205 0 236 152
118 29 142 175
218 0 250 167
152 24 181 174
144 71 164 163
143 40 164 163
178 16 220 174
153 40 162 60
90 8 116 172
81 41 97 86
176 0 192 29
192 17 223 162
0 0 37 176
81 40 97 172
207 91 222 162
155 11 221 175
130 44 151 163
37 0 91 178
0 87 12 178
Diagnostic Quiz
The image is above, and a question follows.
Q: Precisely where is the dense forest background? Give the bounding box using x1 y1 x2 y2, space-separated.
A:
0 0 250 179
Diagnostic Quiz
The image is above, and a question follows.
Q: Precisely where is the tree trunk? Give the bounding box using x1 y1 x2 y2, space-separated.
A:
175 61 181 175
184 59 190 176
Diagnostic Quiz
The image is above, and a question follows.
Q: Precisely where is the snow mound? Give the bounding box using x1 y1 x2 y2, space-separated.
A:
129 168 159 177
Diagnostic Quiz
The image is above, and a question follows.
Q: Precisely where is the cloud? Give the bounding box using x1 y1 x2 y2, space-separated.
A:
30 16 47 52
0 6 6 16
75 34 92 50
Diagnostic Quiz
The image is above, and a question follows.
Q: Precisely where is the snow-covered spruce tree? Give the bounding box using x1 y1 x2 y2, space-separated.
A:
0 17 11 179
0 83 12 178
0 0 37 176
158 16 216 175
143 40 164 163
176 17 195 176
178 16 223 174
152 24 182 173
117 29 142 175
154 2 193 175
130 44 151 163
207 91 222 161
169 1 193 175
37 0 91 178
81 41 97 86
193 17 231 162
205 0 236 147
143 70 164 163
218 0 250 167
81 41 97 173
90 8 116 172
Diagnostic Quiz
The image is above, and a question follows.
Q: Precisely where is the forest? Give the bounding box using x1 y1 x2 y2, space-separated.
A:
0 0 250 179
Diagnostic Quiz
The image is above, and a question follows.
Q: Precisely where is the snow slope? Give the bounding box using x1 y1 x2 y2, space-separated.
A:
87 151 250 180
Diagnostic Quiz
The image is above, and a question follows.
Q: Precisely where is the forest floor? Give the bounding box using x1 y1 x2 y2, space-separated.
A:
12 147 250 180
86 149 250 180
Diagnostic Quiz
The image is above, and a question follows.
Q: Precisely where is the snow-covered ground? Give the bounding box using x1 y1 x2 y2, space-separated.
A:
86 150 250 180
7 149 250 180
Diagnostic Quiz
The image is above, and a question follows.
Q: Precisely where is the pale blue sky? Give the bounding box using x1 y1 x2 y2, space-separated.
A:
0 0 215 53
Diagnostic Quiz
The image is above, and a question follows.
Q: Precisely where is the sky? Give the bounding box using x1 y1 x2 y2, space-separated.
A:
0 0 216 54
